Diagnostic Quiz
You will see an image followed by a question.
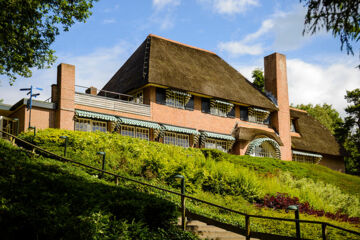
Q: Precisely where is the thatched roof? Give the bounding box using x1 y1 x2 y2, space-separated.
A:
290 109 341 156
102 34 277 111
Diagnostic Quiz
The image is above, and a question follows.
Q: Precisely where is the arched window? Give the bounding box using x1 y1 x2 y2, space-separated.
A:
245 137 281 159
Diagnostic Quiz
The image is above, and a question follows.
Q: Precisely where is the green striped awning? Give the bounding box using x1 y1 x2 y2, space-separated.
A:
213 99 234 107
118 117 161 129
75 109 117 121
201 131 235 141
249 107 270 114
292 150 322 158
161 124 199 135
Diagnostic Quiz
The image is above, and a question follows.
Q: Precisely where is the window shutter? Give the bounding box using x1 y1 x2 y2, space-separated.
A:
240 107 248 121
156 88 166 104
201 98 210 113
185 96 194 110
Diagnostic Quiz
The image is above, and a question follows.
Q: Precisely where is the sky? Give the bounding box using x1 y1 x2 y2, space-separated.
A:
0 0 359 116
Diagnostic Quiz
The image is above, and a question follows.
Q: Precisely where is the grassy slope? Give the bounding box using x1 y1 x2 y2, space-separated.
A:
0 138 198 240
16 129 360 239
224 153 359 196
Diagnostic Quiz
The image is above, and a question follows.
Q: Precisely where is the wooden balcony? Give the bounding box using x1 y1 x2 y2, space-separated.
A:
74 92 151 117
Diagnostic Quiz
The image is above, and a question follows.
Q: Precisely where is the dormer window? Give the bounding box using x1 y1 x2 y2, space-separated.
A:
156 88 193 110
248 107 270 124
210 99 234 117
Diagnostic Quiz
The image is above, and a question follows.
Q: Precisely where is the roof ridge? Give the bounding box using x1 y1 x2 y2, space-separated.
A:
148 34 217 55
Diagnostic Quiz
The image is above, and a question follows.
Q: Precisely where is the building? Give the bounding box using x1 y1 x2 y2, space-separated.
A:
0 34 344 172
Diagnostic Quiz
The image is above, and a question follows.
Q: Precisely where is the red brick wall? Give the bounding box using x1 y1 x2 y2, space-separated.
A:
9 106 55 132
264 53 292 160
55 63 75 130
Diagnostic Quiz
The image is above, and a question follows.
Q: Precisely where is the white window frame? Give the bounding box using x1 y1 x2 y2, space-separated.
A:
75 118 107 132
120 125 149 140
164 131 189 147
204 138 228 152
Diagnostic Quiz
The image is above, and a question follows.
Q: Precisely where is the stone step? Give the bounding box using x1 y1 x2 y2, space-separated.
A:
182 218 247 240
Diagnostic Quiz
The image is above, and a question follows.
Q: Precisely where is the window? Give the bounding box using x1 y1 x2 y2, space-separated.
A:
252 141 277 158
156 88 166 104
293 154 318 164
136 127 150 140
248 108 270 124
92 120 107 132
290 119 297 132
185 96 194 110
120 125 135 137
132 90 143 104
211 101 228 117
120 125 149 140
204 138 228 152
227 107 235 118
240 107 248 121
166 90 191 109
201 98 210 113
164 132 189 147
156 88 192 110
75 118 107 132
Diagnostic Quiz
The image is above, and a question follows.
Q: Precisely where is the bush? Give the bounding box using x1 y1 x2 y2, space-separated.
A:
16 129 360 239
0 138 198 240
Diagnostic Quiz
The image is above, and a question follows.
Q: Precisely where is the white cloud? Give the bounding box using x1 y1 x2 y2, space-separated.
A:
218 4 313 56
152 0 180 10
231 57 360 117
271 6 310 51
201 0 259 15
287 58 360 116
0 42 133 105
218 18 272 56
218 41 263 56
150 0 180 30
243 19 274 42
103 19 116 24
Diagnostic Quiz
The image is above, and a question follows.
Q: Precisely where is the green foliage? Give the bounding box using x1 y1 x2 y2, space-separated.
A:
0 138 198 240
16 129 360 238
0 0 97 84
335 88 360 175
301 0 360 68
251 68 264 92
294 103 343 134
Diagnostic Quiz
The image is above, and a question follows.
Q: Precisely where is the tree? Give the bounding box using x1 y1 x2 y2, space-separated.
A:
251 68 264 92
294 103 343 134
335 89 360 174
0 0 97 84
300 0 360 68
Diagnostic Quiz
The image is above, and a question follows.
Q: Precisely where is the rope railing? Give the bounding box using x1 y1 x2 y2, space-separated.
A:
1 129 359 240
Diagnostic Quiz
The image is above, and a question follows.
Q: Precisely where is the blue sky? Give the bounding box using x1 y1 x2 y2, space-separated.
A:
0 0 359 116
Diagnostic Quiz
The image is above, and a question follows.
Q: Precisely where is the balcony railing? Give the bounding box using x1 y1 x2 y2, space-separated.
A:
74 85 150 117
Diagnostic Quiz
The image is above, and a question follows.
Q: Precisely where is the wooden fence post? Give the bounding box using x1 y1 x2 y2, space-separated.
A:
115 176 119 185
322 223 328 240
245 215 250 240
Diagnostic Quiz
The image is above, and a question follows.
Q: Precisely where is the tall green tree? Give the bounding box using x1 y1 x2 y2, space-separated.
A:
251 68 264 92
335 89 360 174
0 0 97 84
300 0 360 68
294 103 343 134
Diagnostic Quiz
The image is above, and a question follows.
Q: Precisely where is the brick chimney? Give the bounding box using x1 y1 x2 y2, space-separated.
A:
55 63 75 130
264 53 292 160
